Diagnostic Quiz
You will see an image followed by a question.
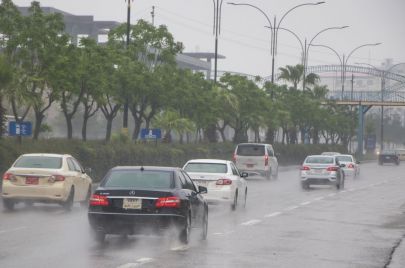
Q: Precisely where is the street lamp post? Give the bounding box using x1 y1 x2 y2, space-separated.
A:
123 0 133 130
355 62 405 152
227 1 325 85
302 26 348 90
213 0 224 83
310 43 381 98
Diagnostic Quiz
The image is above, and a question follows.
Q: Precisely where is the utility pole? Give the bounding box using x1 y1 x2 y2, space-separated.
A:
123 0 132 130
151 6 155 26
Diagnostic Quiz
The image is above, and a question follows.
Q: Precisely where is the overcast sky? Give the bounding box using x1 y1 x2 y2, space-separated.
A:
13 0 405 77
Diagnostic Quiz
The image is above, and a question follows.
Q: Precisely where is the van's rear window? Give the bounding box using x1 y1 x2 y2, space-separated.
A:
237 145 265 156
103 170 174 189
14 156 62 169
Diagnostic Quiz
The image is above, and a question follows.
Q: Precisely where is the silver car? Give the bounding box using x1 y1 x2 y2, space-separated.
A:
233 143 278 180
300 155 345 190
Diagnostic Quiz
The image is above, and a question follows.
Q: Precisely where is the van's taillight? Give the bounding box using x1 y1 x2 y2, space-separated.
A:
2 173 13 180
216 178 232 185
156 196 180 208
232 153 237 163
347 163 354 169
326 166 339 172
265 155 269 166
48 175 65 182
300 166 310 171
89 194 109 206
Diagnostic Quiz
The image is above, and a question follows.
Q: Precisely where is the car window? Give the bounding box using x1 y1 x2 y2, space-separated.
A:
336 155 353 162
103 170 174 189
182 171 197 191
267 147 274 157
14 156 62 169
67 158 76 171
184 163 227 173
305 156 334 164
71 158 83 172
230 163 239 176
237 144 265 156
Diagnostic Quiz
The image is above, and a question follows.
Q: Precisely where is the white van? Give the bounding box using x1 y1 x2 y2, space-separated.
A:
233 143 278 180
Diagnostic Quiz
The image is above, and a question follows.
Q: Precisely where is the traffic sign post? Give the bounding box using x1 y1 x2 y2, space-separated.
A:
140 128 161 144
8 121 32 137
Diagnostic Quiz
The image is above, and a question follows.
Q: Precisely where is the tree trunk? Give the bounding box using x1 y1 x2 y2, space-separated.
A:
105 117 113 141
0 95 4 139
64 114 73 139
82 116 88 141
33 111 44 140
204 124 218 143
265 127 275 144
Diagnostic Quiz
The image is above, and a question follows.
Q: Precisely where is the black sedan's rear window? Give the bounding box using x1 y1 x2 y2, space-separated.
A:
14 156 62 169
103 170 174 189
237 145 265 156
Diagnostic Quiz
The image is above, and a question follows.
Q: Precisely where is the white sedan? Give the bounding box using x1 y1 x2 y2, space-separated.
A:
183 159 248 210
336 154 360 177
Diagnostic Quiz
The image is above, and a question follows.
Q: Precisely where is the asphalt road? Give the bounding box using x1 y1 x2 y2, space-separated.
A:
1 162 405 268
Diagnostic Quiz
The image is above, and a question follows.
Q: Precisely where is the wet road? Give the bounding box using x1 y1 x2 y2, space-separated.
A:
1 162 405 268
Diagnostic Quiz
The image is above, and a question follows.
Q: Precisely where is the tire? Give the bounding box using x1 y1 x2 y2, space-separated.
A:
3 199 15 211
200 208 208 241
63 188 74 211
180 212 191 244
336 179 342 190
231 191 238 211
80 186 91 208
301 182 309 190
266 170 271 180
272 167 278 180
243 188 247 208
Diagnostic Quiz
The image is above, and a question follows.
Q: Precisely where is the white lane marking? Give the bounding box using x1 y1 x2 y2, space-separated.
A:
327 193 336 197
300 201 311 206
285 205 299 211
241 219 262 226
313 197 325 201
347 188 355 192
340 190 347 193
264 212 282 218
116 263 138 268
171 245 189 251
224 230 235 235
213 232 224 236
0 226 27 234
117 258 154 268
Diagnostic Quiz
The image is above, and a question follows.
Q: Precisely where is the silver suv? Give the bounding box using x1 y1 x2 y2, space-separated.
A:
233 143 278 180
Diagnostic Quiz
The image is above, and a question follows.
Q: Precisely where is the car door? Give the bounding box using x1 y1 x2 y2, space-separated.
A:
230 162 245 201
67 158 85 200
267 146 278 174
181 171 204 226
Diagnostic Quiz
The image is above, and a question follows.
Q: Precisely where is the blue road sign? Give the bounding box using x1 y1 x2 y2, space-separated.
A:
140 128 161 140
365 135 376 150
8 121 32 136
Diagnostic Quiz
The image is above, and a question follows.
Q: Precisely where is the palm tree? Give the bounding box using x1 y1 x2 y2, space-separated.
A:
278 64 319 90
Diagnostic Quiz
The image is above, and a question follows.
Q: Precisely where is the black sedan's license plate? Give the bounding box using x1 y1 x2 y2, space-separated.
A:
385 156 391 159
122 198 142 210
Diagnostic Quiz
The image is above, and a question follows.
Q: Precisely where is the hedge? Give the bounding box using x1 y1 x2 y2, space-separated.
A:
0 138 346 182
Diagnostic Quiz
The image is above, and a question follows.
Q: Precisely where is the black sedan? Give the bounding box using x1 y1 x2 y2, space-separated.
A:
378 150 400 165
88 166 208 244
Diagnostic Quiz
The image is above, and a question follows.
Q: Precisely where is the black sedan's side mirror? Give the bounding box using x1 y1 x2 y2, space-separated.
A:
356 161 360 164
198 186 208 194
241 172 248 178
84 167 92 174
339 163 346 168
